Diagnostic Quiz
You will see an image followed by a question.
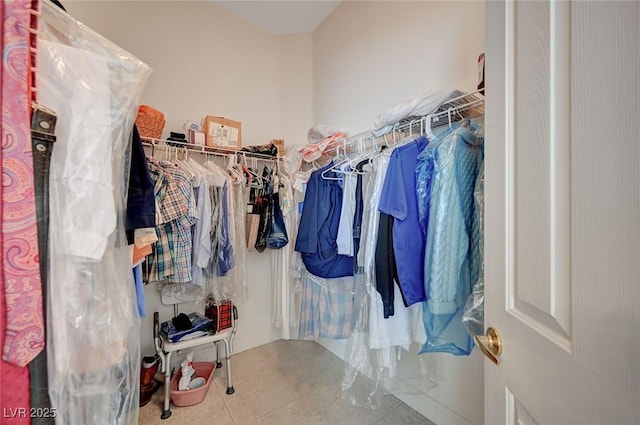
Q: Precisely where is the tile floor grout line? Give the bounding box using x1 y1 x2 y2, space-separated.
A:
373 404 401 425
215 354 310 425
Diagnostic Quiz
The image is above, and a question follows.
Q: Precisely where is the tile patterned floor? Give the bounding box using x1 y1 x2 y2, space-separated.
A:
139 340 435 425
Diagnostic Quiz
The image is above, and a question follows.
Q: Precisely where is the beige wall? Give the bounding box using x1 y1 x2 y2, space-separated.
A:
278 33 314 146
313 2 485 425
314 1 484 134
67 0 309 146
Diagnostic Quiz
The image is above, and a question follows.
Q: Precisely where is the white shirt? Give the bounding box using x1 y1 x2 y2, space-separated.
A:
360 151 415 370
336 167 357 256
187 158 212 286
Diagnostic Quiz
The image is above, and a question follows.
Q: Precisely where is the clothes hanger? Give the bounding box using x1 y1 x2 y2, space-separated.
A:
321 145 350 180
187 155 216 186
204 155 233 187
156 144 167 162
173 147 197 180
346 134 376 172
246 157 264 189
445 106 467 128
407 119 415 139
349 136 371 174
238 153 256 186
424 114 436 140
226 154 245 185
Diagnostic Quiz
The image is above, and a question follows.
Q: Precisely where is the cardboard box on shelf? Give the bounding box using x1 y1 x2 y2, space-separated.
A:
270 139 285 156
188 128 206 146
203 116 242 149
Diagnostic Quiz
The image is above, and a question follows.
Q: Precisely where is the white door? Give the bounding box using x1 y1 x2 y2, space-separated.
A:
483 1 640 424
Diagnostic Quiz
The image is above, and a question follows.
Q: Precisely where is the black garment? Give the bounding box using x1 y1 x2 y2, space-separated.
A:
166 131 187 147
375 212 400 318
254 167 274 252
241 143 278 157
172 313 193 331
30 106 57 425
126 125 156 237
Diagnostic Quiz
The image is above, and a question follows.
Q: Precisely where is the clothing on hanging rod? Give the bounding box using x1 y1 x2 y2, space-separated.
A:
141 137 280 162
143 140 234 161
319 131 421 181
322 130 373 157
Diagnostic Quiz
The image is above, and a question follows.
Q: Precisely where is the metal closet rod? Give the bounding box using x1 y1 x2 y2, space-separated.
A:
321 91 485 160
396 91 485 131
428 90 485 126
141 137 280 162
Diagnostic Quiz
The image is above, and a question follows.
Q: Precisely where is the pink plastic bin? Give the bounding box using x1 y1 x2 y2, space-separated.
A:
169 361 216 407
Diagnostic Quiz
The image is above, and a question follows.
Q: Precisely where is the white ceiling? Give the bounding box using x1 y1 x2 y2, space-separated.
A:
210 1 342 35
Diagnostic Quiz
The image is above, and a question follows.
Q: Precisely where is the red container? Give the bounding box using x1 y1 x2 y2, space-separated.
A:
205 300 233 333
169 362 216 407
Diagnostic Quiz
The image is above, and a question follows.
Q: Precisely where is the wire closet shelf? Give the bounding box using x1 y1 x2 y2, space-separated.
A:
323 90 485 160
141 137 281 163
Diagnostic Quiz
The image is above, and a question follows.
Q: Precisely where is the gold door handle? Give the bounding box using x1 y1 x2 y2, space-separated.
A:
474 327 503 365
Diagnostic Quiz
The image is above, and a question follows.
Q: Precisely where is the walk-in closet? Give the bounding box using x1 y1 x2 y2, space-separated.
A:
1 1 638 425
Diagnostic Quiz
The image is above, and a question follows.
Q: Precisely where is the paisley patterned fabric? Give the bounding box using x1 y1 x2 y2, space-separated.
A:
1 0 44 367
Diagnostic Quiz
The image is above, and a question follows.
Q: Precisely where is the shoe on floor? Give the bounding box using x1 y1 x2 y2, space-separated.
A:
140 356 161 407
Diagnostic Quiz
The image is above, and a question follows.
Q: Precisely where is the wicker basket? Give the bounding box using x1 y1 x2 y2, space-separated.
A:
135 105 165 139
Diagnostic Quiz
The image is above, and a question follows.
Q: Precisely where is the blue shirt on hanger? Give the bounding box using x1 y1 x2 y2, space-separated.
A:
378 136 428 307
295 162 354 279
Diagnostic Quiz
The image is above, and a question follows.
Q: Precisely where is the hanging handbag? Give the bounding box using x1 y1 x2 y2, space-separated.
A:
254 194 271 253
266 192 289 249
245 213 260 251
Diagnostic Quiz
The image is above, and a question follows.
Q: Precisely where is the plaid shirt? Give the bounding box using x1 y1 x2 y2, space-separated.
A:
145 164 173 281
299 272 356 340
152 161 189 224
146 222 175 282
145 161 197 283
160 162 198 283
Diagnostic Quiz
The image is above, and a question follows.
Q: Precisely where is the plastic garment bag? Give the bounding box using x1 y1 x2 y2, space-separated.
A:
270 174 296 338
278 157 311 339
233 183 248 297
202 163 240 302
462 163 485 337
209 180 240 301
342 155 437 409
418 123 483 356
38 2 151 424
